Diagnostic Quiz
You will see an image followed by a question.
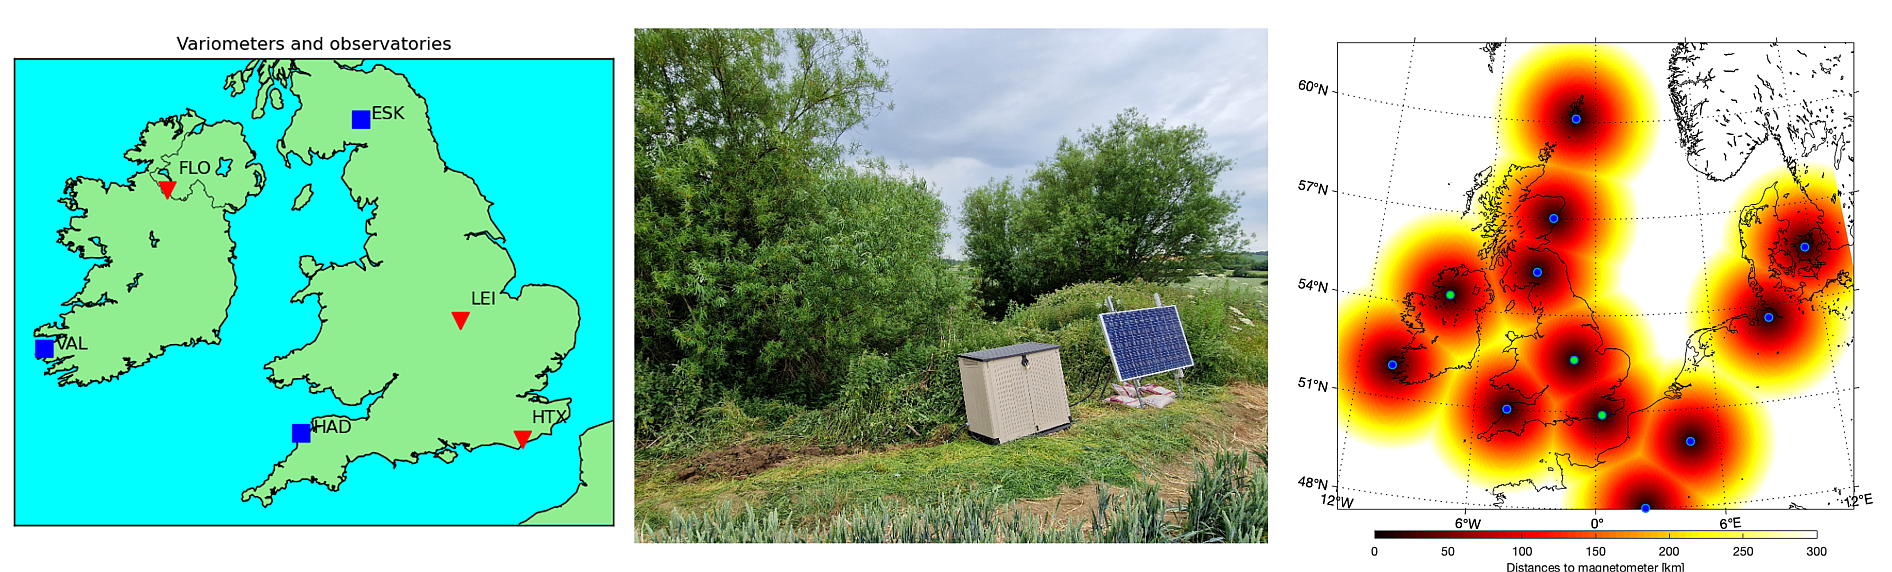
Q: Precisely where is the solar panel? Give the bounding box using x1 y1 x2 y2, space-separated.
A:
1098 304 1195 381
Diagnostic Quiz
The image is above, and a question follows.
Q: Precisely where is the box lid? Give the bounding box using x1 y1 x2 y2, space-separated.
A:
958 342 1062 362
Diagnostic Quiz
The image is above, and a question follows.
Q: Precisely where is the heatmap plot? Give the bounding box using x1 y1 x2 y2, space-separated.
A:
1335 42 1854 510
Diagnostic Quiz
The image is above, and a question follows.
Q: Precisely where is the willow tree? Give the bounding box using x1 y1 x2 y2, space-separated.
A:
635 29 963 440
961 109 1245 314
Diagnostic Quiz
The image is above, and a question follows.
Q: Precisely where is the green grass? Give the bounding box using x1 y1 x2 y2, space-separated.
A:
637 384 1244 526
640 448 1267 543
641 278 1265 457
1185 274 1268 323
635 278 1269 542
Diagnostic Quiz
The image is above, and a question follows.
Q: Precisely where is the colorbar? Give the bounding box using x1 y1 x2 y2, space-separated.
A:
1375 530 1818 539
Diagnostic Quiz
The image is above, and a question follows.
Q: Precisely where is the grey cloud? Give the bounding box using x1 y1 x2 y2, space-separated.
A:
847 29 1270 255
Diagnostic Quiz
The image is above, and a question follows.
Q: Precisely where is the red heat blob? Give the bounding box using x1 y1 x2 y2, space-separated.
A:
1700 262 1830 384
1741 182 1853 297
1401 265 1492 347
1346 309 1448 426
1495 314 1629 411
1553 391 1634 464
1469 377 1556 463
1509 66 1642 171
1506 169 1620 282
1631 399 1737 486
1594 459 1695 510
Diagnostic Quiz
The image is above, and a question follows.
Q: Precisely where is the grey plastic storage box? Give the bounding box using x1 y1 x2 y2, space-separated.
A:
957 342 1072 444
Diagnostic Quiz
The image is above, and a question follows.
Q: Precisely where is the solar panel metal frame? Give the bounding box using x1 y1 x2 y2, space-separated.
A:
1098 304 1195 382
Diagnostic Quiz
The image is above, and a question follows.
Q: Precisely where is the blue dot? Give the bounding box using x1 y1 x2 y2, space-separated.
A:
1800 242 1810 252
1532 267 1543 277
1446 290 1457 300
1686 436 1696 447
1548 213 1560 224
1572 114 1582 124
1387 360 1398 370
1764 312 1774 323
1641 503 1651 513
1502 404 1513 414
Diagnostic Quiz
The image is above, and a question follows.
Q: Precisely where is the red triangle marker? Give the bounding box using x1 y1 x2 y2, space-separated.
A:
452 311 470 330
514 430 532 448
158 181 176 199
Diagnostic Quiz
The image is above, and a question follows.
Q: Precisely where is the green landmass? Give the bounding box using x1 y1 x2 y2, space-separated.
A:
291 183 313 210
234 60 580 507
34 110 265 386
524 421 614 525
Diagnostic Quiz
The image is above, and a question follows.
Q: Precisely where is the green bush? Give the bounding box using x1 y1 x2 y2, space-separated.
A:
642 277 1264 455
634 361 763 457
755 304 1018 448
960 109 1248 315
816 353 941 446
636 29 976 447
1006 280 1266 400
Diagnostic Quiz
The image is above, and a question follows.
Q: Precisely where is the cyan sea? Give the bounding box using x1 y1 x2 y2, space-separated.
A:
14 60 613 524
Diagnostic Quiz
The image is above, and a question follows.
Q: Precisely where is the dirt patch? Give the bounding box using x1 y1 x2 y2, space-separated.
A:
1010 484 1102 525
677 444 848 482
1222 381 1269 451
1122 381 1268 508
668 425 968 484
1155 381 1267 502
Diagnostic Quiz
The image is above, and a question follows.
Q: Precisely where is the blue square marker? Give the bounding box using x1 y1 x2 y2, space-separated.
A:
292 423 312 443
35 339 55 359
351 110 371 129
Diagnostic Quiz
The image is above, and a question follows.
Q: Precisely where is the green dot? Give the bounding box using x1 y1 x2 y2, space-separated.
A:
1446 290 1456 300
1569 355 1579 365
1597 411 1608 420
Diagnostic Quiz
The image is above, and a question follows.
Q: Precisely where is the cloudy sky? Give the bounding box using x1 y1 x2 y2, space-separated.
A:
846 29 1270 257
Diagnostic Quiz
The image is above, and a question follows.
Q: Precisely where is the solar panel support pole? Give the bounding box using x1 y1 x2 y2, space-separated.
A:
1104 295 1118 405
1152 293 1171 398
